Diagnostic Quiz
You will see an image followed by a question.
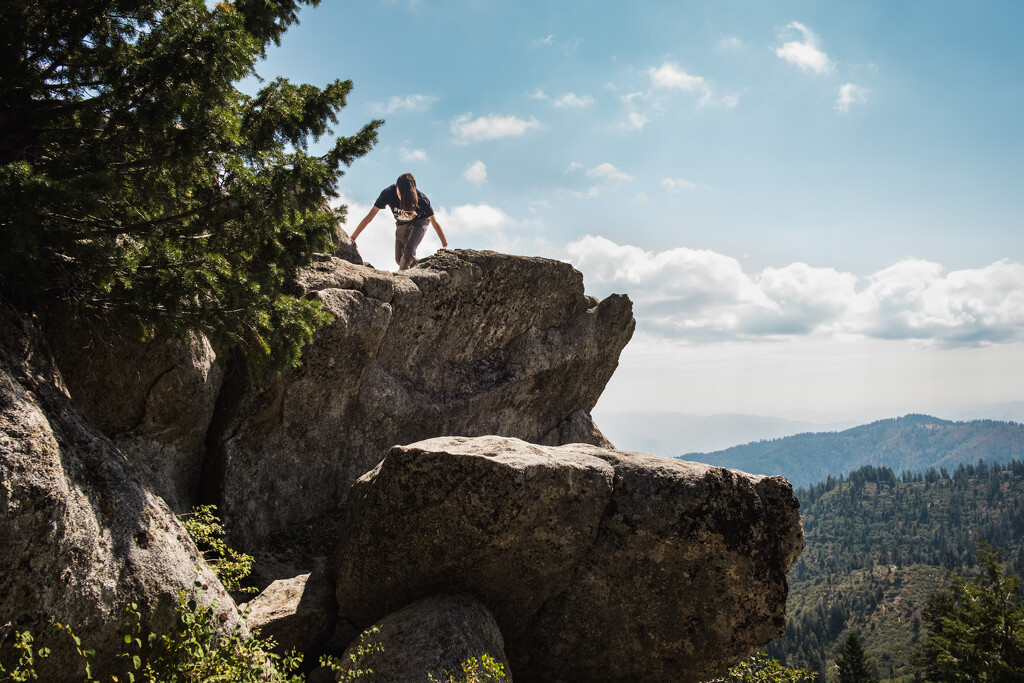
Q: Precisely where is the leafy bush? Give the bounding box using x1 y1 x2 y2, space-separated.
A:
179 505 256 595
705 651 816 683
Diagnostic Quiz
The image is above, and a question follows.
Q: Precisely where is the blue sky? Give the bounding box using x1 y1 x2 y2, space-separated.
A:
256 0 1024 423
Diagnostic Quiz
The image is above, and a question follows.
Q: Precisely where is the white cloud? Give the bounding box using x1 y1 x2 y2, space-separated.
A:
530 90 549 100
532 34 556 47
649 62 706 91
586 163 633 183
400 147 428 162
553 92 595 108
619 111 650 130
564 161 584 173
565 236 1024 346
836 83 870 112
661 177 699 192
371 94 438 114
451 113 543 144
463 160 487 184
718 36 744 51
775 22 833 74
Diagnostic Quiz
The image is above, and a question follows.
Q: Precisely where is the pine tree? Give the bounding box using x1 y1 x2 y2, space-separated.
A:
1 0 380 368
834 631 877 683
915 543 1024 682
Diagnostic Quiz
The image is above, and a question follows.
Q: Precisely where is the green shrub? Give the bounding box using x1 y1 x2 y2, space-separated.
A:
179 505 256 595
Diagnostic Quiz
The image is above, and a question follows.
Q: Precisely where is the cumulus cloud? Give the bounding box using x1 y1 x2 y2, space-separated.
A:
836 83 870 112
451 113 543 144
400 147 428 162
586 163 633 183
648 61 721 107
463 160 487 184
371 94 438 114
775 22 833 74
565 236 1024 346
553 92 595 108
649 62 706 91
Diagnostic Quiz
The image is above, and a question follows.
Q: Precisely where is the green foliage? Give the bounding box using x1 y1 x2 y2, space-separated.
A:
0 627 51 682
770 460 1024 681
835 632 877 683
317 626 381 682
115 594 306 682
429 653 508 682
0 0 380 370
705 651 816 682
913 543 1024 682
179 505 256 595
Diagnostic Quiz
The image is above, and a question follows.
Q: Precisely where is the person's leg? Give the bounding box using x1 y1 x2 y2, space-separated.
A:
394 223 409 268
397 223 427 270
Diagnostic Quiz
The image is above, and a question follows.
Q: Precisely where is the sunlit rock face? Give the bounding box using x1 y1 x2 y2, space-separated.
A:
206 249 635 549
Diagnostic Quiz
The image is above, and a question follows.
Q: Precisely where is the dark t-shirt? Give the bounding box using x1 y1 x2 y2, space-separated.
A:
374 185 434 225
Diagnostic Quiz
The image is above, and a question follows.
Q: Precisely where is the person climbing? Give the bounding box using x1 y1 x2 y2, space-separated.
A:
350 172 448 270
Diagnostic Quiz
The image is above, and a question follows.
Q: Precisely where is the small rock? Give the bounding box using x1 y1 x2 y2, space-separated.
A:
247 570 337 655
340 593 511 683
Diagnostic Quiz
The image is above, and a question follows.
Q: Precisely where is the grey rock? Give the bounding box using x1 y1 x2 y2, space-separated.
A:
208 250 634 550
41 314 223 513
246 570 337 655
340 593 511 683
334 435 802 683
0 304 240 681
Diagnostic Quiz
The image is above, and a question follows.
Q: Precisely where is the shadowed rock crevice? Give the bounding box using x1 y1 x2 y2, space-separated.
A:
0 304 239 682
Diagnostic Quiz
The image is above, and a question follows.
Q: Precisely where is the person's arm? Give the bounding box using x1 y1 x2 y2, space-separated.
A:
429 215 448 249
349 206 380 242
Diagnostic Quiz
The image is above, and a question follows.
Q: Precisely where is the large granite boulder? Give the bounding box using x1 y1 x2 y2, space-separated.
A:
41 313 223 513
340 593 511 683
334 436 803 683
207 250 635 549
0 305 240 681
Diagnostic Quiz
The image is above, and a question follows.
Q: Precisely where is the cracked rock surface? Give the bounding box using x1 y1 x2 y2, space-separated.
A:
334 435 803 683
0 305 239 682
207 250 635 550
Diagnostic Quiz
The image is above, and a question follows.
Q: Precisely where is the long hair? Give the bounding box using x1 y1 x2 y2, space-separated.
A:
396 173 419 213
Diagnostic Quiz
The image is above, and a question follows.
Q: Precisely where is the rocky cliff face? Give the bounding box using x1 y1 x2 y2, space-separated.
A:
1 247 805 682
205 249 635 549
0 305 239 681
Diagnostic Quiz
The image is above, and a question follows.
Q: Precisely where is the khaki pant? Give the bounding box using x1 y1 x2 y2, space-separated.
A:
395 221 428 270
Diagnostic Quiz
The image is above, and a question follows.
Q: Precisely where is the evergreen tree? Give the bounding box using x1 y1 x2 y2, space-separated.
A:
834 631 877 683
0 0 380 368
915 543 1024 681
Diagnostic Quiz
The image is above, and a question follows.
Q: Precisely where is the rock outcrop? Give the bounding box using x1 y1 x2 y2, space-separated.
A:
341 593 511 683
334 436 802 683
41 314 224 513
245 570 337 655
207 250 635 549
0 305 239 681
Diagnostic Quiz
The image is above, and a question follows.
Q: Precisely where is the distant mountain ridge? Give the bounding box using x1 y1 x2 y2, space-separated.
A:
682 413 1024 489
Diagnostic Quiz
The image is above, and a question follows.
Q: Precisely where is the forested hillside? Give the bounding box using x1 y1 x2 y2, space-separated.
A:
686 414 1024 488
769 460 1024 681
